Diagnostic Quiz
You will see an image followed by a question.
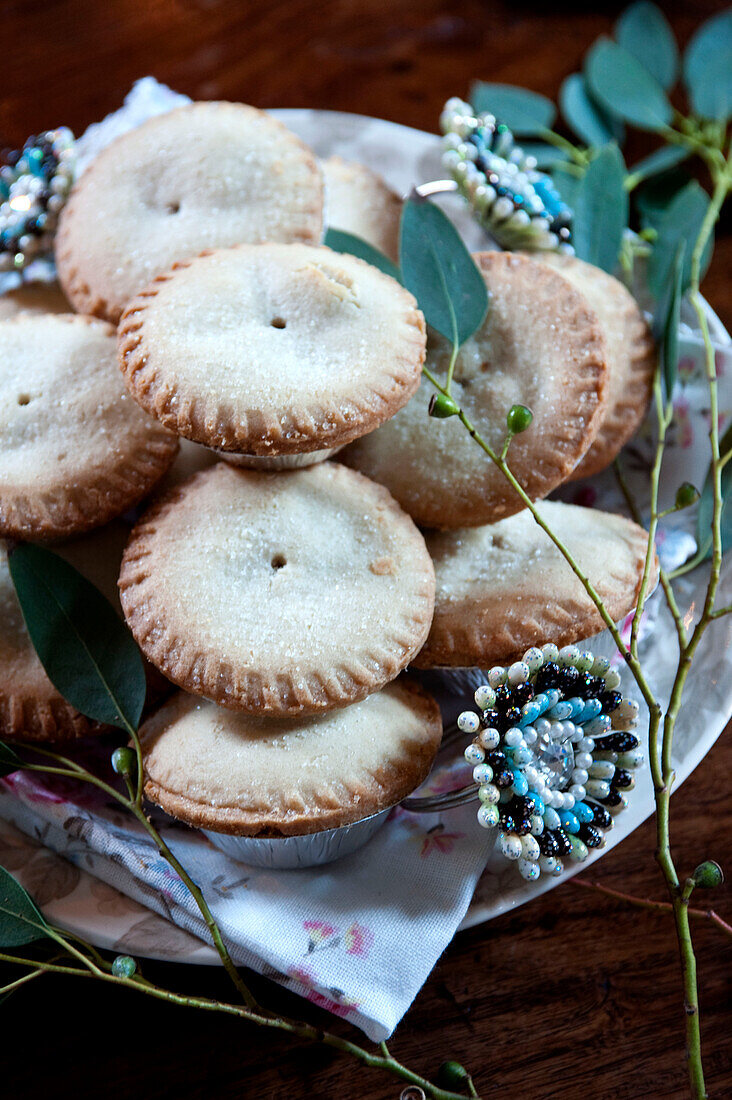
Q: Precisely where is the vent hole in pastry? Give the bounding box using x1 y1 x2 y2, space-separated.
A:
270 553 287 570
270 317 287 329
166 201 180 215
16 393 31 406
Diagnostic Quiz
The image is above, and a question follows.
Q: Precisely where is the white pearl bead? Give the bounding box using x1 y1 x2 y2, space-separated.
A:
569 784 586 801
539 855 557 873
550 791 564 809
562 793 575 809
604 669 622 690
521 835 540 861
464 743 485 765
558 645 580 667
477 804 499 829
478 783 500 804
541 643 559 661
500 833 523 860
524 766 539 788
457 711 480 734
589 760 615 780
473 763 493 784
442 149 461 170
576 650 594 672
523 647 544 671
571 768 589 785
492 196 514 221
518 858 540 881
578 737 595 753
575 752 593 770
488 666 506 687
479 727 500 750
543 807 561 830
474 684 496 710
592 656 610 676
504 727 523 747
530 814 544 835
508 661 530 685
535 717 551 736
586 779 610 799
522 726 537 746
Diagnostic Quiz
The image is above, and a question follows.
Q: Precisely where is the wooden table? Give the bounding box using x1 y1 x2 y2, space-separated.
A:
2 3 731 1097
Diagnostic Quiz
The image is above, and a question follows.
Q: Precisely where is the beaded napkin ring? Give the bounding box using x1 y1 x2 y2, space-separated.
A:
403 643 642 882
437 96 573 254
0 129 75 273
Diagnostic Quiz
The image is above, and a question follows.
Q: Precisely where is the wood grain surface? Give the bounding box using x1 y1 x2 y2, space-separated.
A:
1 2 731 1097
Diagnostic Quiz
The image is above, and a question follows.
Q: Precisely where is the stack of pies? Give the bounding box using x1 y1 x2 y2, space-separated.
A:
0 101 656 862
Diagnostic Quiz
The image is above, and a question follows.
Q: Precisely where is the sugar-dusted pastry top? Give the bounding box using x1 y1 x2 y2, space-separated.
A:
323 156 402 262
0 281 71 319
140 679 442 835
120 462 436 715
56 102 324 322
118 242 425 455
0 525 129 740
416 500 656 667
535 253 655 479
0 314 177 539
343 251 609 528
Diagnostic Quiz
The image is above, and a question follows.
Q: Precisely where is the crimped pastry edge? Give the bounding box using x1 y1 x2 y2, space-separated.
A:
116 244 426 454
56 102 325 324
119 463 436 715
414 511 657 668
0 314 179 541
139 680 443 835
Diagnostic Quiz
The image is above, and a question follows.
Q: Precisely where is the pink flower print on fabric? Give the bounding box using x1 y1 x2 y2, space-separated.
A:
289 965 360 1018
418 823 466 858
344 922 375 958
304 919 340 954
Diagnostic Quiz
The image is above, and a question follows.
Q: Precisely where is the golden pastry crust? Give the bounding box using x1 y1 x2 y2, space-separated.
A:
140 679 442 835
119 462 436 715
415 501 657 668
343 251 609 528
0 314 178 540
117 242 425 455
0 527 128 742
56 102 324 323
534 253 655 479
323 156 402 262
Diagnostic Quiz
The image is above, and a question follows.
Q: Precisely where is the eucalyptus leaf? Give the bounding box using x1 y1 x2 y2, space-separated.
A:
551 162 583 211
585 38 673 130
615 2 678 91
559 73 624 147
8 543 146 732
647 181 712 299
399 197 488 346
696 423 732 562
0 866 50 947
635 168 691 226
684 10 732 121
324 228 402 283
0 742 21 779
661 243 685 398
571 145 628 273
520 143 570 169
469 82 556 135
628 145 689 187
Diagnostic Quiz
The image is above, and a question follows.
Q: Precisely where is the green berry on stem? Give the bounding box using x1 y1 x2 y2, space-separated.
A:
675 482 700 509
429 392 459 418
691 860 724 889
111 746 136 777
437 1061 470 1088
506 404 533 434
111 955 137 978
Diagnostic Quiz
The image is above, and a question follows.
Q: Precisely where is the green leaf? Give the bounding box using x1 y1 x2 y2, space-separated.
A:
647 181 712 299
696 423 732 562
551 163 583 211
571 145 628 273
684 10 732 121
520 143 570 169
0 742 21 779
559 73 624 147
0 866 50 947
585 38 673 130
615 3 678 90
469 82 556 135
628 145 690 186
635 167 691 225
661 243 685 398
324 228 402 283
399 198 488 346
8 543 146 731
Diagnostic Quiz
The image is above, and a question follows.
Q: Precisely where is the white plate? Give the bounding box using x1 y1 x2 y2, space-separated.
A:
4 107 731 962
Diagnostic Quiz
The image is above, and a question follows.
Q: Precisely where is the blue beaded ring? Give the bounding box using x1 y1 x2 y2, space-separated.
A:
0 128 75 274
403 643 642 882
439 97 573 254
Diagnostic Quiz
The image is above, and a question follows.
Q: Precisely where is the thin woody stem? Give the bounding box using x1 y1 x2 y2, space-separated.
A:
570 879 732 937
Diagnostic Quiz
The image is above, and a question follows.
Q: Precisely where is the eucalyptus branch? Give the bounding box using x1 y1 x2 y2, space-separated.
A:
569 879 732 937
0 968 45 997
